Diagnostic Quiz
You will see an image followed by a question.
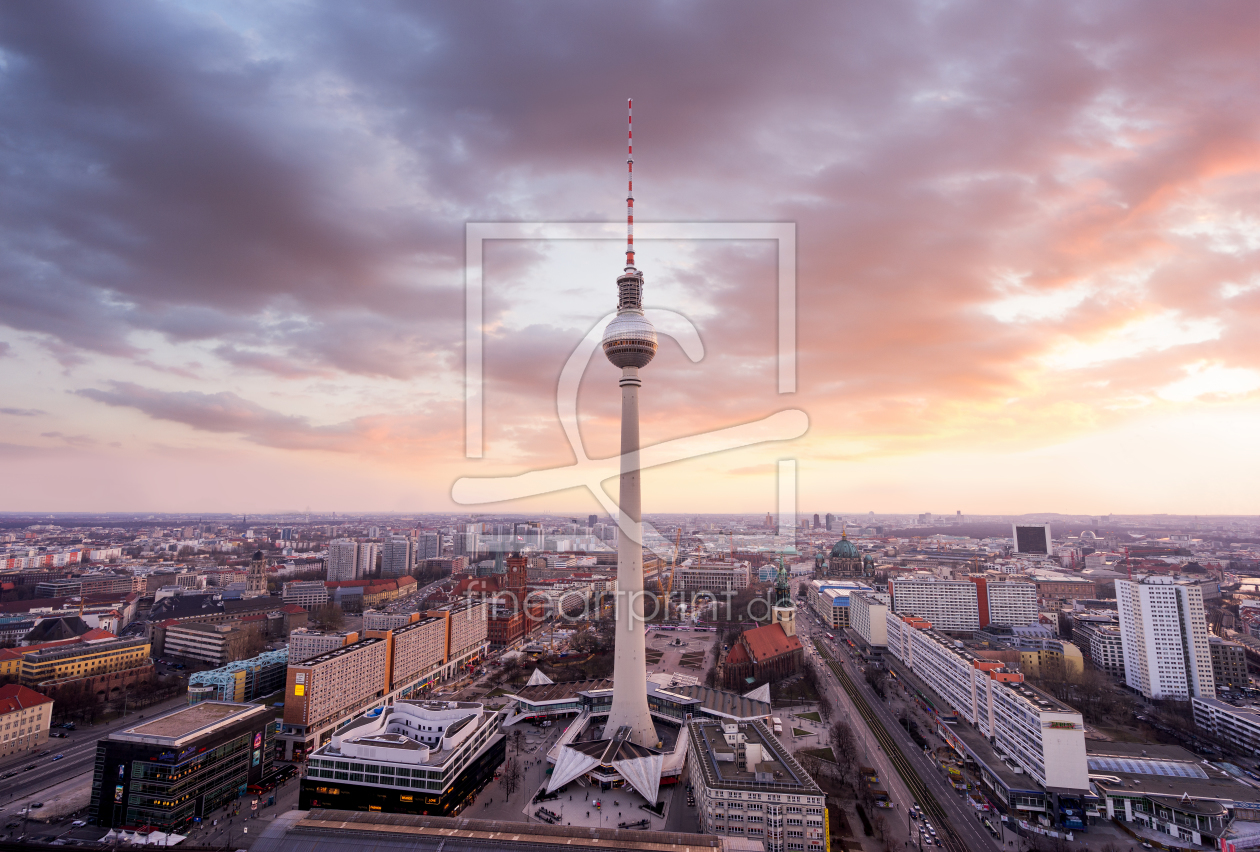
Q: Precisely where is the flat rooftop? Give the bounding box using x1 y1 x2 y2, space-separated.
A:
114 701 266 745
254 809 748 852
687 719 820 795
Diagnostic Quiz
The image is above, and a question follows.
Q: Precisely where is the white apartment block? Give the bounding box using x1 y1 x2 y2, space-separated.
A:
885 612 1088 793
389 616 448 689
362 610 415 631
674 563 751 594
985 580 1038 627
1116 575 1213 700
356 542 379 578
889 577 981 631
288 628 358 663
889 576 1037 631
849 591 889 647
326 539 359 582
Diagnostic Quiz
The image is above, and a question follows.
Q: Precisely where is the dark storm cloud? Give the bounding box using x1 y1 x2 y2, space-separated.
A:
5 0 1260 464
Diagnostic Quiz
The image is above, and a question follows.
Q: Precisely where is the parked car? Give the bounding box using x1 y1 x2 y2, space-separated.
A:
38 750 51 756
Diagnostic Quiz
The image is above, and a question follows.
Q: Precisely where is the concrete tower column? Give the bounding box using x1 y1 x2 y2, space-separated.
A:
604 366 656 746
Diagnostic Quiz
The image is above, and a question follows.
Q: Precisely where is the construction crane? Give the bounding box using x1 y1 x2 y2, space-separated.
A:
658 527 682 620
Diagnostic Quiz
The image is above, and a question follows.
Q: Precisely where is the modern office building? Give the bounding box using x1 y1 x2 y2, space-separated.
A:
187 649 289 703
299 700 504 816
1209 636 1249 691
1013 524 1052 555
686 718 826 852
89 701 275 830
162 621 251 666
0 684 53 758
282 580 329 611
1070 611 1125 678
673 563 751 594
381 537 413 578
1116 575 1214 700
326 539 360 582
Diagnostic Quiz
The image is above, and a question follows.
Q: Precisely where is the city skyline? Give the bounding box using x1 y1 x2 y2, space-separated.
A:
2 4 1259 515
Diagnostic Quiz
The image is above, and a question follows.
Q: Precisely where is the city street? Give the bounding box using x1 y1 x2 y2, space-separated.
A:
0 692 192 819
793 610 1001 852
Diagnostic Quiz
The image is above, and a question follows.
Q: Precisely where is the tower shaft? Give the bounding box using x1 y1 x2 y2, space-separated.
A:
604 366 656 747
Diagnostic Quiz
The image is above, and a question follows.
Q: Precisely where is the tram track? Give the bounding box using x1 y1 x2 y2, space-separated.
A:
812 639 968 852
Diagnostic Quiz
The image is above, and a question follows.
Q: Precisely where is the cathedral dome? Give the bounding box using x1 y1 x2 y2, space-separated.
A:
830 536 860 559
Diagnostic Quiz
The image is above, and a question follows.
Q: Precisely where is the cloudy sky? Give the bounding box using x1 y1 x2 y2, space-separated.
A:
2 1 1259 516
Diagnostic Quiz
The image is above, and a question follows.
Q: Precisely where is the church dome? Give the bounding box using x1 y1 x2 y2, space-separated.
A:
830 536 860 559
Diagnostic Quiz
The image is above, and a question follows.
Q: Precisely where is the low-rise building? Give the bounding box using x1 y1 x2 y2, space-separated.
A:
1194 697 1260 756
804 580 872 629
674 563 751 594
686 718 826 852
299 700 504 816
187 649 289 703
0 684 53 757
282 581 329 611
89 701 275 830
162 621 258 666
0 632 154 701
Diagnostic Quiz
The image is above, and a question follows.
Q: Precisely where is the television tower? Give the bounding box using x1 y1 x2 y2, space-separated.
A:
601 98 658 747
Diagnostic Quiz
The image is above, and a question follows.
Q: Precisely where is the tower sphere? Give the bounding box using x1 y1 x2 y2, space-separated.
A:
602 310 657 368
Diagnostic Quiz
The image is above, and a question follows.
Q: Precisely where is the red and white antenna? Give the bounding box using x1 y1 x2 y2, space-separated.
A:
626 97 635 269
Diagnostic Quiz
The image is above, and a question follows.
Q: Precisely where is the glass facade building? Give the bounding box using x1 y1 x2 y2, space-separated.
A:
89 701 275 830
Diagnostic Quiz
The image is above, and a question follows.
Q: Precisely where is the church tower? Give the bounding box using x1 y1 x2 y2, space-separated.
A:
771 560 796 637
247 550 267 597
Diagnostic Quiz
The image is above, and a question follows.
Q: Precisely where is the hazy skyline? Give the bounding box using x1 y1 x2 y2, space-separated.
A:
2 2 1259 515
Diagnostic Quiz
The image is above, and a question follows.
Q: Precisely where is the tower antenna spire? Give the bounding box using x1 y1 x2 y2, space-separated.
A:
626 97 634 269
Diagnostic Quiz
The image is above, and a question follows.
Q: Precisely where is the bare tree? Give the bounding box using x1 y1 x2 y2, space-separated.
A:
817 688 834 723
501 757 522 801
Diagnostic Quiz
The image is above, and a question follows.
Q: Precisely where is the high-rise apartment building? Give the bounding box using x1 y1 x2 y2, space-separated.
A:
888 576 1038 631
381 536 413 578
326 539 359 582
416 533 441 560
1116 575 1213 700
356 542 379 578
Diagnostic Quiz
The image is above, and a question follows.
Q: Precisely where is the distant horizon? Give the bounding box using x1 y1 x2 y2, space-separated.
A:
2 5 1258 514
